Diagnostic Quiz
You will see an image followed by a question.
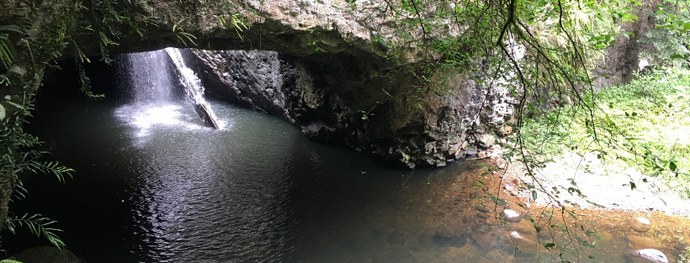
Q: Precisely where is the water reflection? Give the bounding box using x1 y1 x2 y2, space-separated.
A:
115 101 294 262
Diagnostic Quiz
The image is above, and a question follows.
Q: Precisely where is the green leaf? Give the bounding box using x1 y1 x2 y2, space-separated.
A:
670 161 677 171
670 54 687 60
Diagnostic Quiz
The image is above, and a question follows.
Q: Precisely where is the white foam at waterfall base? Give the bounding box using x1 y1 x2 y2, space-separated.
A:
114 49 226 142
114 104 202 138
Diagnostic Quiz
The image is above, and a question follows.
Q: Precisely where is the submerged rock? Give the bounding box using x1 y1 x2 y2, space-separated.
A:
507 231 539 255
507 220 534 234
432 233 470 248
10 246 85 263
627 235 664 250
625 249 669 263
630 217 652 232
471 232 499 250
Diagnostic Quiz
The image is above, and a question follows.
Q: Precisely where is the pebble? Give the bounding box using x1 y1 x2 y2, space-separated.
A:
630 217 652 232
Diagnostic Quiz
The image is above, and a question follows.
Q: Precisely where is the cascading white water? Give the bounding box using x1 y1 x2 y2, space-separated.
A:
165 48 220 129
115 49 221 140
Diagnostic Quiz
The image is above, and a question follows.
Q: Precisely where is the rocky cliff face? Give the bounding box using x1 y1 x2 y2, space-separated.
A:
591 0 659 88
189 49 510 168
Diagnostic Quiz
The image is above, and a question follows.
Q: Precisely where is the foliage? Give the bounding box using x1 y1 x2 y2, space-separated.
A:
219 12 248 39
1 98 72 249
172 18 197 47
0 25 25 69
521 68 690 197
638 3 690 67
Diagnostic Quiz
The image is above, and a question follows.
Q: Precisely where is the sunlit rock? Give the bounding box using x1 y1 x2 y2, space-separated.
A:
502 209 522 223
475 133 495 148
625 249 669 263
627 235 664 250
630 217 652 232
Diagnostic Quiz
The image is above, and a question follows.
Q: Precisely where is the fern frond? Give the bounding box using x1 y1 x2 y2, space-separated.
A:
0 35 15 69
0 25 25 34
7 213 66 249
12 180 28 201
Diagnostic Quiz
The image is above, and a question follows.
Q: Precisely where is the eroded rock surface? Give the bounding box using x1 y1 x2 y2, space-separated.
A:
191 49 512 167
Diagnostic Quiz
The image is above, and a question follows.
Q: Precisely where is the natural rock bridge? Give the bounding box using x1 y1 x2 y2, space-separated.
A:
2 0 514 168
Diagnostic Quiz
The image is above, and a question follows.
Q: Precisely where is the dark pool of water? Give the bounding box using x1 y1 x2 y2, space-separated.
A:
8 90 493 263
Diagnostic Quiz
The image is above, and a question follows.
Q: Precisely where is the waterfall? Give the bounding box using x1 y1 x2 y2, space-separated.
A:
165 48 220 129
122 50 175 105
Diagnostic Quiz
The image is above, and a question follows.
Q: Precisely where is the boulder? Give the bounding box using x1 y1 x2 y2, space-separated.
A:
630 217 652 232
476 133 496 148
625 249 669 263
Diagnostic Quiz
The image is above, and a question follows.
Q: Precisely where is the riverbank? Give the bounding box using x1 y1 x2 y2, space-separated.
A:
468 145 690 262
481 145 690 217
